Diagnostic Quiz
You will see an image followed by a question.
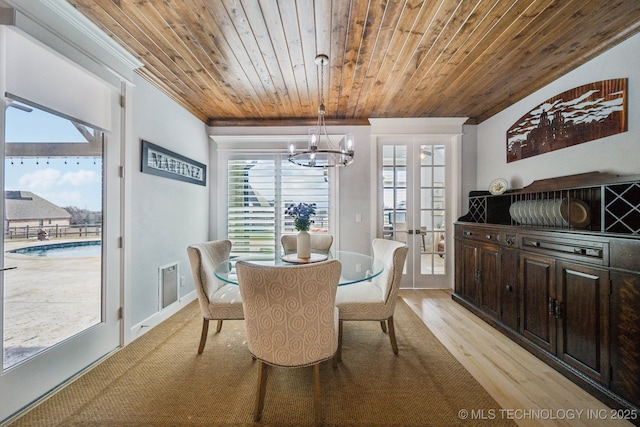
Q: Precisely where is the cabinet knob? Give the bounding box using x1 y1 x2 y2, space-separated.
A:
486 234 492 240
505 285 513 292
506 238 514 246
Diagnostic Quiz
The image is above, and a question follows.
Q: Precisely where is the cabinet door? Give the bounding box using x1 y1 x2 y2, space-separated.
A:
610 271 640 408
500 248 519 330
459 241 478 304
520 253 556 354
478 244 501 318
555 262 610 385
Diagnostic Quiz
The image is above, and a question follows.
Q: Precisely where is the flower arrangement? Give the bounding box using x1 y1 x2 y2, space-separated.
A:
285 202 316 232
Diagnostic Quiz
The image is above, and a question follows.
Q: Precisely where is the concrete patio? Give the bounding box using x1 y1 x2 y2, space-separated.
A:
3 237 101 368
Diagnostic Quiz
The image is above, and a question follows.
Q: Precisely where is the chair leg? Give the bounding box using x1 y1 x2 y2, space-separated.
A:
380 320 387 333
337 320 343 362
387 316 399 355
254 361 268 422
216 319 223 333
197 318 209 354
313 363 322 426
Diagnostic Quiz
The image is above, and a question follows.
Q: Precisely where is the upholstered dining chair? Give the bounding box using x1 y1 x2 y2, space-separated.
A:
334 238 409 361
236 259 342 424
281 233 334 255
187 240 243 354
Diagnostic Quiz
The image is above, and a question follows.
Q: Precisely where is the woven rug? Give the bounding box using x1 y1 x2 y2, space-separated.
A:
10 299 514 426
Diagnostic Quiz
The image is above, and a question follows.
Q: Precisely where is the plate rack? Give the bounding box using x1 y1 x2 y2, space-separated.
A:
463 172 640 235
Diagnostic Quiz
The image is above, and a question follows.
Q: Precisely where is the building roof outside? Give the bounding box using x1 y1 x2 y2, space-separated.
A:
4 191 72 221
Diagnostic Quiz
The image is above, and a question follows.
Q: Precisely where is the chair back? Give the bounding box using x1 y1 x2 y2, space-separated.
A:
236 259 342 367
187 240 232 315
281 234 334 254
371 239 409 306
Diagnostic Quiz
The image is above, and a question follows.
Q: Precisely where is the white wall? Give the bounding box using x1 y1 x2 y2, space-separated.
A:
476 33 640 191
461 124 478 211
129 74 209 327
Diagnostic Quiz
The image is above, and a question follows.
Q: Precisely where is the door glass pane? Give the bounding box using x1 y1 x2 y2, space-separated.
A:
420 144 445 275
382 146 408 244
3 99 103 369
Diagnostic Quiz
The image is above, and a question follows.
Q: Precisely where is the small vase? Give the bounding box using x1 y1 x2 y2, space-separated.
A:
297 230 311 259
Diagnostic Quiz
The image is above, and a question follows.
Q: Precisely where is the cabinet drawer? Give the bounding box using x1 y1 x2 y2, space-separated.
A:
520 234 608 266
461 226 517 248
461 226 501 244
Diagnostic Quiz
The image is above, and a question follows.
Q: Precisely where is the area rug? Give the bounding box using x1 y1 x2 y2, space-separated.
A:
10 299 514 426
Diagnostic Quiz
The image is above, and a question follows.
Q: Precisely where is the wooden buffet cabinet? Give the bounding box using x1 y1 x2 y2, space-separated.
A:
453 173 640 421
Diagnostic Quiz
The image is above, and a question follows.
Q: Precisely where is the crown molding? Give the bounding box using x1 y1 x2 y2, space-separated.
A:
368 117 469 135
2 0 142 72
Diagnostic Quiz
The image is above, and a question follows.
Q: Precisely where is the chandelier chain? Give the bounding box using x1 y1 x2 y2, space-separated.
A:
287 54 354 168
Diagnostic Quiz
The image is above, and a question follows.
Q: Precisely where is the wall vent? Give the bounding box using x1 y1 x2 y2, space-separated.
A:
159 262 179 309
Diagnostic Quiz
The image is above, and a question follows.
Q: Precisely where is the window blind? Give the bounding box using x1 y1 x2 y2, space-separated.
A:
227 157 330 255
3 27 113 132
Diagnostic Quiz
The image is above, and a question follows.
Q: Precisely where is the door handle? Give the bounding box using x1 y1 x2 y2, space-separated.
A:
408 230 414 235
1 266 17 271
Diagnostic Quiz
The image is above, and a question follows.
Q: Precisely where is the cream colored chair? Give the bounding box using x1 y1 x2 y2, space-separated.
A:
335 238 409 360
236 259 341 424
281 233 334 255
187 240 243 354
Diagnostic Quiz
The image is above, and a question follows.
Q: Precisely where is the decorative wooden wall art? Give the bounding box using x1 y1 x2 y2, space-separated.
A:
506 79 627 163
141 140 207 186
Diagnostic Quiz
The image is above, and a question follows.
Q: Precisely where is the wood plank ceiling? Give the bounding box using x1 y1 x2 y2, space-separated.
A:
67 0 640 126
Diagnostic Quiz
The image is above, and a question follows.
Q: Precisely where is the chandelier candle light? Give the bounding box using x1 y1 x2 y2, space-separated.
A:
288 54 355 168
285 202 316 259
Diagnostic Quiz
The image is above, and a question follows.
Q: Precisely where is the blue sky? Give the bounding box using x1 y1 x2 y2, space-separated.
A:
5 101 103 211
4 157 102 211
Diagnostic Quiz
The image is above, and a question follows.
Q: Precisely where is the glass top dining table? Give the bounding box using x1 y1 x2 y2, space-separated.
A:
214 251 384 286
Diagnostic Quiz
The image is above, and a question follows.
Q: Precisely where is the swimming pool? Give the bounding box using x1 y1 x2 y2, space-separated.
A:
10 241 102 258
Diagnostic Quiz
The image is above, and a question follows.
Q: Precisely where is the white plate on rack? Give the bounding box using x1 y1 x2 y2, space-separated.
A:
513 201 524 224
533 200 545 226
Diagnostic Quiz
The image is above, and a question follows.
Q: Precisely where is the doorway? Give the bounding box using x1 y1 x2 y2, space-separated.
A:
379 136 454 289
1 96 121 422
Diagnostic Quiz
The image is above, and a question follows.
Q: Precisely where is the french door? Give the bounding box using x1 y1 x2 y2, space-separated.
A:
379 137 453 288
0 26 122 420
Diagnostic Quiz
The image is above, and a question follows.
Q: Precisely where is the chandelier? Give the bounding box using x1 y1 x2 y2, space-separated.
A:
288 54 354 168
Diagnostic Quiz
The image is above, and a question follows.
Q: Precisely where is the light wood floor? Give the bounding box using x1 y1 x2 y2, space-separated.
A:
399 289 634 427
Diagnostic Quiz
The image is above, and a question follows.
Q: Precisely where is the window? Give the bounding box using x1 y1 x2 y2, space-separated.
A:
227 155 331 256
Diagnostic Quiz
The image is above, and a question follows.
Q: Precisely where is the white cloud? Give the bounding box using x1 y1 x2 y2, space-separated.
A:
18 168 61 191
17 168 100 190
59 170 100 186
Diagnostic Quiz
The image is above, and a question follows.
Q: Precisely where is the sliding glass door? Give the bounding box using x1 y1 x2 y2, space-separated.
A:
226 155 333 255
